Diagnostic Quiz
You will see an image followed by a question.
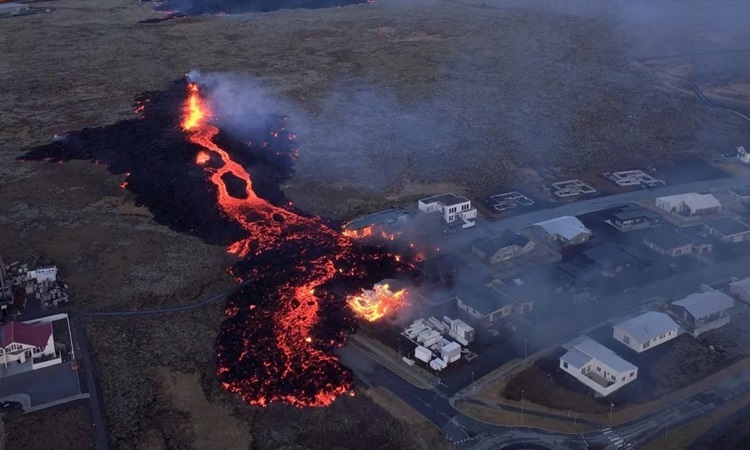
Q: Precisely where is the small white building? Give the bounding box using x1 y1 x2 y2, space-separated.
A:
613 311 680 353
418 193 477 228
0 321 56 368
532 216 592 247
655 193 721 217
729 277 750 303
27 266 58 283
559 338 638 397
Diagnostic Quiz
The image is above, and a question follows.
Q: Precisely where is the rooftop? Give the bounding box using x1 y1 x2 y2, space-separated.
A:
560 347 593 369
643 226 693 249
343 209 406 231
568 338 637 373
611 204 661 221
583 243 634 269
420 193 470 207
677 225 716 245
704 217 750 237
454 285 515 316
0 321 52 348
534 216 591 240
614 311 680 343
672 290 734 318
658 193 721 211
730 276 750 292
472 230 530 255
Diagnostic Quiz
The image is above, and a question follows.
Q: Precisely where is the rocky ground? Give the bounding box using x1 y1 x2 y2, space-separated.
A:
2 0 750 448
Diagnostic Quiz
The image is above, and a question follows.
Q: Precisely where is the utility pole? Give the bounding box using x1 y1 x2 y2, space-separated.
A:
524 338 527 361
471 371 475 394
521 389 525 423
610 403 614 424
665 423 669 442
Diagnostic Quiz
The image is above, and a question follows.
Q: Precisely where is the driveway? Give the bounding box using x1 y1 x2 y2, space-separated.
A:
0 360 82 409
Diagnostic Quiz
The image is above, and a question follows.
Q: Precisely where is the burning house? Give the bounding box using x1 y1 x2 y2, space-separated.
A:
342 209 407 239
347 279 407 322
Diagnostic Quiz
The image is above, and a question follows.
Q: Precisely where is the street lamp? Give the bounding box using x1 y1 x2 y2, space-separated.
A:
521 389 525 422
609 403 614 424
524 338 527 361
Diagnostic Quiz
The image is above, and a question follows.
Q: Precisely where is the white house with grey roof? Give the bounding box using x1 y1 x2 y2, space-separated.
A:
655 193 721 217
668 288 734 337
418 193 477 228
613 311 680 353
532 216 592 247
729 276 750 303
559 338 638 397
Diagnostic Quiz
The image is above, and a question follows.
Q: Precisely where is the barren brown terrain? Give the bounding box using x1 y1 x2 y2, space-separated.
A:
2 0 750 448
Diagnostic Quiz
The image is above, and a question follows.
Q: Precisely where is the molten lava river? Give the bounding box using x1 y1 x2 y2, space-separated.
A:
21 77 415 408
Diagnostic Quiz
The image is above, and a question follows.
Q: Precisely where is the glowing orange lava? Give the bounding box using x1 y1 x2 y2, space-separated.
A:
181 82 357 408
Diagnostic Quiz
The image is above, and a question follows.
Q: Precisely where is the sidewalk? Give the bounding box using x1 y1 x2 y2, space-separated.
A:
349 334 434 389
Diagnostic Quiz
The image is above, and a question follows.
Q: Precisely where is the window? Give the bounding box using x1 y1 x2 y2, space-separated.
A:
630 372 634 378
563 361 568 369
623 336 630 345
597 367 601 372
643 340 650 349
622 376 626 381
611 375 616 381
659 334 665 339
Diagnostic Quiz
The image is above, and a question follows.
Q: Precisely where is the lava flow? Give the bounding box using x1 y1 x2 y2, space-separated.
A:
20 76 417 409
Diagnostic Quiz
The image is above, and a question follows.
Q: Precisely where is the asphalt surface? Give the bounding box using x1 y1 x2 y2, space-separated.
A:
0 360 81 408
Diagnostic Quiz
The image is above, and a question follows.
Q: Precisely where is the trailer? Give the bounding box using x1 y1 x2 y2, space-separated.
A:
428 316 449 334
440 341 461 363
414 345 432 363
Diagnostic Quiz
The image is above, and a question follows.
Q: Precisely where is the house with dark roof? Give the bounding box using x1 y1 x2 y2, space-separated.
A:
703 217 750 243
582 243 636 277
606 204 663 232
613 311 680 353
0 321 56 368
454 281 534 323
668 288 734 337
642 227 694 257
676 225 716 255
471 230 536 264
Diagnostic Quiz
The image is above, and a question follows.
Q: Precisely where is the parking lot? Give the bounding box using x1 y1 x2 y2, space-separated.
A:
0 360 83 411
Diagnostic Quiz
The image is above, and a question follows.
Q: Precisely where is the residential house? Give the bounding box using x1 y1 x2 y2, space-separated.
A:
27 266 57 283
559 338 638 397
703 217 750 243
454 282 533 323
471 230 536 264
0 321 56 368
728 186 750 206
582 244 636 277
729 277 750 303
418 193 477 228
613 311 680 353
676 226 715 255
736 146 750 164
642 227 694 257
655 193 721 217
669 288 734 337
532 216 592 247
342 209 407 238
607 204 663 232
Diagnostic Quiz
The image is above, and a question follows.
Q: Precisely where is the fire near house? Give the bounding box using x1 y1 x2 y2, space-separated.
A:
418 193 477 229
341 209 407 239
642 227 694 257
470 230 536 264
655 193 721 217
0 321 57 368
668 288 734 337
606 204 663 232
560 338 638 397
531 216 591 247
613 311 680 353
703 217 750 243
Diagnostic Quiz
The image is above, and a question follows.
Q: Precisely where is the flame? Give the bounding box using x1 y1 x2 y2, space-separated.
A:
196 151 210 164
347 283 407 322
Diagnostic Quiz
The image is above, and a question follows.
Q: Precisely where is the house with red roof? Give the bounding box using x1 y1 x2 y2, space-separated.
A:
0 321 56 367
